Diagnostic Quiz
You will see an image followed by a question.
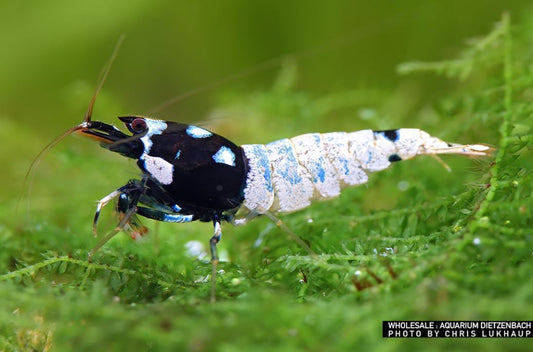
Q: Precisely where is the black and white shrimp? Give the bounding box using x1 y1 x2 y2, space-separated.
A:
75 118 491 262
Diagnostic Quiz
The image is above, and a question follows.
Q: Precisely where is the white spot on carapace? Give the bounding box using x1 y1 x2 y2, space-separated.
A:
212 146 236 166
141 119 168 154
143 155 174 185
186 125 212 138
174 149 181 159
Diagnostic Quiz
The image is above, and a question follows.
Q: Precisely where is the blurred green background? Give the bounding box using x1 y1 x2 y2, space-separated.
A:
1 1 532 351
2 0 527 127
1 0 528 216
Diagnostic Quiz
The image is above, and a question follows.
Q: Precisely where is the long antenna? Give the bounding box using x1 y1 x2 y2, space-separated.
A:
146 7 427 115
20 36 125 221
85 34 125 123
147 55 287 114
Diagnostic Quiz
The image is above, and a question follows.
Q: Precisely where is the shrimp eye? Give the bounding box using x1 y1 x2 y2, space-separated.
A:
130 118 147 133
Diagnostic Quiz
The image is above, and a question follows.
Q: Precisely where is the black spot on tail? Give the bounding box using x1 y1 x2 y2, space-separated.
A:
388 154 402 162
375 129 399 142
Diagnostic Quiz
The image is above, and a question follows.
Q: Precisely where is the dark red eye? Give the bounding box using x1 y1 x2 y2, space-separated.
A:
130 118 147 133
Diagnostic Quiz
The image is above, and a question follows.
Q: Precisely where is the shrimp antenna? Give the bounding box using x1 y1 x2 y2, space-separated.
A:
20 35 125 221
85 34 125 123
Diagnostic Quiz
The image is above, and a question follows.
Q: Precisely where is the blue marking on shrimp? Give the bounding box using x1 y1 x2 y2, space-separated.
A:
212 146 236 166
186 125 213 138
323 132 368 186
366 150 373 165
241 144 274 212
265 139 314 212
349 130 394 172
162 214 194 223
306 134 327 183
290 133 340 198
317 166 325 183
256 148 273 192
267 139 302 185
